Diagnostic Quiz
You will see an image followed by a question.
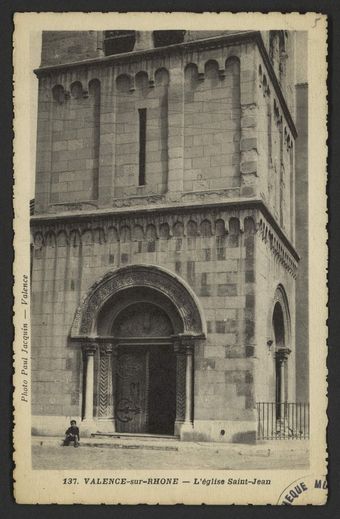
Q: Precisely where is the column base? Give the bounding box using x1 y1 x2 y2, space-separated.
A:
80 419 97 438
177 421 194 441
96 418 116 433
174 420 184 437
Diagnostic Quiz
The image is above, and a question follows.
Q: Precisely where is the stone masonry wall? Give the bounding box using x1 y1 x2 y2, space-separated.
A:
34 39 264 213
114 69 169 197
50 79 101 203
31 209 258 440
256 55 295 242
253 222 297 404
183 58 240 192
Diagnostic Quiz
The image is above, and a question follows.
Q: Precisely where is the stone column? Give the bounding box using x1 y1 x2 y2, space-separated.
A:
83 343 97 423
279 357 285 405
183 341 194 426
276 348 291 402
111 343 119 430
97 342 119 433
275 347 291 421
174 341 186 435
98 344 113 416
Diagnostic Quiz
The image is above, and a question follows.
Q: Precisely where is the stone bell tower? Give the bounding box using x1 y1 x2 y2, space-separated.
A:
31 30 301 442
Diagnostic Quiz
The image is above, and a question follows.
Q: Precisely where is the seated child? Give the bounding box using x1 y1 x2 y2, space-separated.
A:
63 420 80 447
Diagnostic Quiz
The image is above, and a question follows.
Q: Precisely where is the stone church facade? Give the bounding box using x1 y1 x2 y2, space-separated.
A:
31 30 304 442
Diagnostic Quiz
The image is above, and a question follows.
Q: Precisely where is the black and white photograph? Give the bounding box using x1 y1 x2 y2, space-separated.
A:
13 12 327 505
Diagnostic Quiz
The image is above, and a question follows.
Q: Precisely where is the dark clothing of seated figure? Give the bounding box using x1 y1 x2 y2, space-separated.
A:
63 425 80 447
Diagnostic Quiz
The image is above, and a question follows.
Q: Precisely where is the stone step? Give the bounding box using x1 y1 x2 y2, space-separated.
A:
92 432 179 441
32 436 309 455
83 441 178 451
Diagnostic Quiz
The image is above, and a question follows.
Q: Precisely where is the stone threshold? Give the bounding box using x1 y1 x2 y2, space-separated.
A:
92 432 179 441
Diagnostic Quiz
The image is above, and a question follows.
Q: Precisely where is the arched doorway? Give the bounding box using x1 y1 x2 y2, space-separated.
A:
70 265 206 437
112 302 176 435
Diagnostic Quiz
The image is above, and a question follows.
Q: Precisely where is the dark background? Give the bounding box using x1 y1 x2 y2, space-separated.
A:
1 0 338 517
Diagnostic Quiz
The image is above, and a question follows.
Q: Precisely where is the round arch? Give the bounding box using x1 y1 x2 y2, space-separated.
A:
71 265 206 438
267 284 291 347
273 302 285 347
70 264 207 339
268 285 292 412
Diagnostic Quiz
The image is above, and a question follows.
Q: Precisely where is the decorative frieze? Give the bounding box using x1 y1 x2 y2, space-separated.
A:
32 205 256 245
257 217 298 278
31 201 298 278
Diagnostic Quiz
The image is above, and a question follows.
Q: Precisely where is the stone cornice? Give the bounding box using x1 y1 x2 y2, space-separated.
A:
31 197 299 264
34 30 297 139
34 31 253 76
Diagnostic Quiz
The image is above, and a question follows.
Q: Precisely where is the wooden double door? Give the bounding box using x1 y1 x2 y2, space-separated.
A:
115 344 176 435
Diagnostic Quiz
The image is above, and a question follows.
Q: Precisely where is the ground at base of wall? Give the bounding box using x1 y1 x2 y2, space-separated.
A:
31 436 309 470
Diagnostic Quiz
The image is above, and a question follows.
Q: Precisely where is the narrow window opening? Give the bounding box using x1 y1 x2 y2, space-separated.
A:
138 108 147 186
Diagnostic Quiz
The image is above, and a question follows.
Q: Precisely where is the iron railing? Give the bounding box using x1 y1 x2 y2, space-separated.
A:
257 402 310 440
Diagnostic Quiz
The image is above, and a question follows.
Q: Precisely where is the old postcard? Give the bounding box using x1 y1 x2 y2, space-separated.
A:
13 12 328 505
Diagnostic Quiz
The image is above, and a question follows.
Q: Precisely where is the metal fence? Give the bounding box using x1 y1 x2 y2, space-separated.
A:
256 402 310 440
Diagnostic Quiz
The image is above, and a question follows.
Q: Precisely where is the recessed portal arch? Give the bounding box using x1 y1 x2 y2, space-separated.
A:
71 264 206 338
70 265 206 437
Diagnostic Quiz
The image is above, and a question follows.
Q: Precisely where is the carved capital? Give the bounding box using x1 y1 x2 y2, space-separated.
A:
275 347 291 364
97 340 119 356
174 335 195 355
82 343 97 356
183 342 195 355
173 340 185 355
104 343 113 355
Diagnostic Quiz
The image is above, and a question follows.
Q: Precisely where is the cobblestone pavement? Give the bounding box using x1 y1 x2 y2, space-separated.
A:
32 438 309 470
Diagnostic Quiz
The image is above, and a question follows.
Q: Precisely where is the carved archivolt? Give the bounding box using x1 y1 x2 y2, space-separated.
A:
70 264 207 338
